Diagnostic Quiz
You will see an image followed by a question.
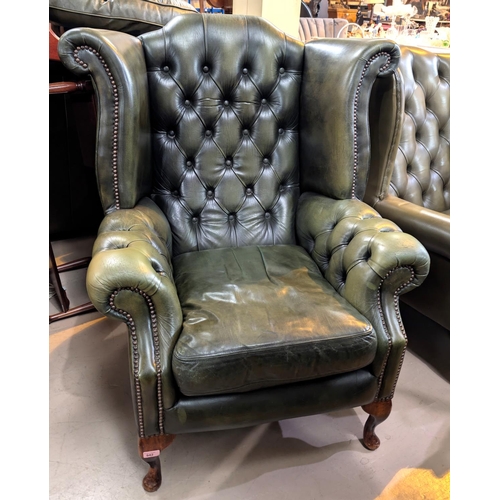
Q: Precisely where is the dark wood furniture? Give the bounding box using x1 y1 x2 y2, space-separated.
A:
49 24 96 324
49 243 95 324
328 4 357 23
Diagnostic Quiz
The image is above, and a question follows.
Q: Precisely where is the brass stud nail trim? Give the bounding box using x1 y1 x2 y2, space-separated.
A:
374 265 415 400
109 287 164 438
73 46 121 209
352 52 391 199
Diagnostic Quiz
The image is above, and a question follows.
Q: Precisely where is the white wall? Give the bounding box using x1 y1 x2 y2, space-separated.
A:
233 0 302 38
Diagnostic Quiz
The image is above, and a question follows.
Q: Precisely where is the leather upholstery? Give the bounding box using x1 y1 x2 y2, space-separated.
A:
49 0 198 36
172 245 376 396
364 46 450 330
142 15 303 254
298 17 349 40
164 369 378 433
58 14 430 441
390 48 450 214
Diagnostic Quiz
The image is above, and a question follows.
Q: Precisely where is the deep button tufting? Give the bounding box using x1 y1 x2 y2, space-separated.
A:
262 158 270 165
264 211 271 219
246 187 253 195
184 99 191 106
228 214 235 221
163 66 169 72
186 160 193 168
192 216 198 223
242 68 248 74
278 128 284 135
407 165 412 173
203 65 209 73
225 158 232 167
243 129 249 136
173 190 179 197
168 130 175 138
261 98 267 104
279 185 285 193
279 67 285 74
207 189 214 198
223 100 230 106
205 130 212 137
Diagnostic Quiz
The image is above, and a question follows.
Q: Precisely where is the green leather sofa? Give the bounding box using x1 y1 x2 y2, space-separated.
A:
58 14 430 492
49 0 198 35
364 45 450 332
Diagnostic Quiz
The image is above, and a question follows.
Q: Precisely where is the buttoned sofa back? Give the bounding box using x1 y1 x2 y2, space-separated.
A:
364 45 450 330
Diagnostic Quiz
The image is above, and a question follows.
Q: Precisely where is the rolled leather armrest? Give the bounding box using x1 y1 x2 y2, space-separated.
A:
373 195 450 259
87 198 183 436
296 192 430 399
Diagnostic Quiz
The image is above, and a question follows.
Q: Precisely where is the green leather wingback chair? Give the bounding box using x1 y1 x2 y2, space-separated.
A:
58 14 430 492
365 46 450 332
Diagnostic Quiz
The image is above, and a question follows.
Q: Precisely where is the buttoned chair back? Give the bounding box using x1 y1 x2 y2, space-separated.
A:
144 16 302 254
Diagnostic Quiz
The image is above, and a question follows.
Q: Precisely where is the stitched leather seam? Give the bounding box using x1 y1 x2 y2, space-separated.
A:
110 287 164 437
52 3 196 23
178 367 373 397
72 46 121 209
173 328 374 361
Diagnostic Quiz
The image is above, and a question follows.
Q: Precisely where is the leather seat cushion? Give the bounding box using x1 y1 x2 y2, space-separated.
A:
172 245 376 396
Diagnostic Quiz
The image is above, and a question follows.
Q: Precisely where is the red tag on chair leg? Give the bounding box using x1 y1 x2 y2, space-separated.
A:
142 450 160 458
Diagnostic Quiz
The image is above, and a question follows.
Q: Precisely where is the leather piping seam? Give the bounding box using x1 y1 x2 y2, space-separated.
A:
374 265 414 401
173 328 374 361
110 287 164 437
72 46 121 209
51 5 197 24
352 51 392 199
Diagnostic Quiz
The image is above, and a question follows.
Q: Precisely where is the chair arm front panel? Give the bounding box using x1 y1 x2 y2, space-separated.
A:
373 195 450 259
296 192 430 399
300 38 400 201
88 198 183 437
58 28 153 214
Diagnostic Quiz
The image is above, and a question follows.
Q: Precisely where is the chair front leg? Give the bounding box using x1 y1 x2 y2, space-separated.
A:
361 400 392 450
138 434 175 492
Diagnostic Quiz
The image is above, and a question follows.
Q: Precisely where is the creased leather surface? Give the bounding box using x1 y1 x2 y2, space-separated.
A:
296 192 430 398
164 369 378 433
172 245 376 396
49 0 198 35
300 38 400 201
390 47 450 213
140 15 304 256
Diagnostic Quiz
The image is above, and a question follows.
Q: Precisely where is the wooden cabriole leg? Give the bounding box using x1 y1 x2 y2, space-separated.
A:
361 400 392 450
138 434 175 492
